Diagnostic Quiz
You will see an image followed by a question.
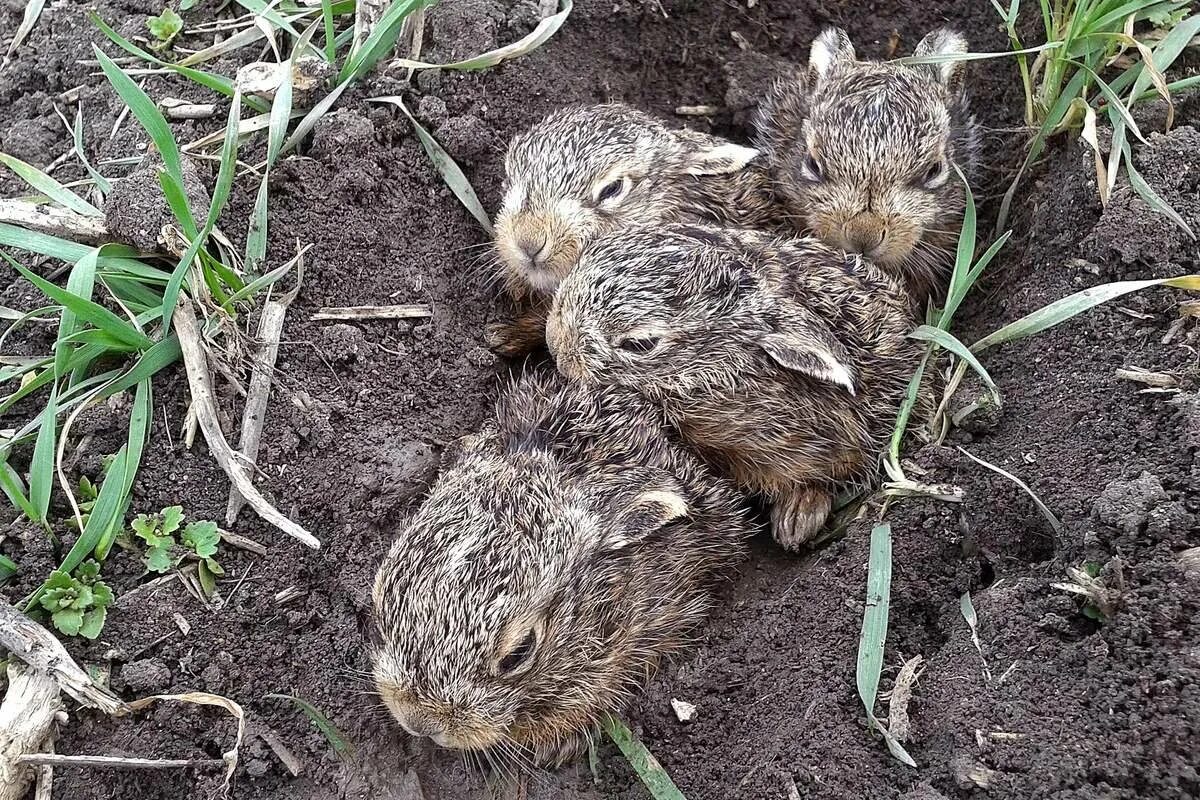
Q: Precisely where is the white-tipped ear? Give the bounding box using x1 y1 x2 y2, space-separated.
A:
759 330 856 394
608 486 690 549
913 28 968 91
809 27 855 81
678 137 761 177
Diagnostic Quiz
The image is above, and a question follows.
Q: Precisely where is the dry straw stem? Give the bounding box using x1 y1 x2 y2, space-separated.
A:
311 304 431 321
0 597 126 714
16 753 225 770
226 252 305 525
174 296 320 549
885 654 924 744
126 692 246 789
0 664 60 800
0 201 109 245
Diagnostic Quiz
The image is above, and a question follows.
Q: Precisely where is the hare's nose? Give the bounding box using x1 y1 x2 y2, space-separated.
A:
847 227 886 252
516 235 550 267
400 716 445 739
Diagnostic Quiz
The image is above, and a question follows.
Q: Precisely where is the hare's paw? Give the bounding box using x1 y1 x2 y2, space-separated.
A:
770 486 833 551
533 732 589 769
485 321 537 358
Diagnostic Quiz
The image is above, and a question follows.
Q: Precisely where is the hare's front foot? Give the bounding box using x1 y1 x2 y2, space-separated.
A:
485 307 549 358
770 485 833 551
532 731 589 769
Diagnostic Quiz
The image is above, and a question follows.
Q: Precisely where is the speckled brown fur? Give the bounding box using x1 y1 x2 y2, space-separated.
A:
546 223 918 549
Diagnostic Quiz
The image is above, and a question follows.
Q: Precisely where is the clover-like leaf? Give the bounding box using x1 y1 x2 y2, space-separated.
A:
78 475 99 502
161 505 185 536
131 513 161 544
77 559 101 584
53 608 84 637
91 581 114 608
145 544 177 573
182 520 220 559
147 7 184 44
79 607 107 640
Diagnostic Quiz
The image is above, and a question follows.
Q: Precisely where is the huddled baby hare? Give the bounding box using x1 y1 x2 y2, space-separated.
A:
371 371 750 767
546 223 918 550
489 103 781 356
755 27 979 305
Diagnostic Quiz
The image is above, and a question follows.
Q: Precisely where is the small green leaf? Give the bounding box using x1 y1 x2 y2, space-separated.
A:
161 505 184 535
76 559 101 583
79 607 107 639
147 8 184 44
91 581 114 608
145 544 176 573
54 608 84 636
182 520 219 558
197 559 217 598
203 557 224 576
131 513 160 543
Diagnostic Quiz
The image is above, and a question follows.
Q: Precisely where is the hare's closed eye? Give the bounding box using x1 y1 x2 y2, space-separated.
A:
799 152 823 183
614 333 662 355
918 159 950 189
495 628 539 676
593 175 633 206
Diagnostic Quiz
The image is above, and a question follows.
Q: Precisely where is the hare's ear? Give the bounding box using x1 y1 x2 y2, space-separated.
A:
608 485 690 549
758 316 856 394
439 421 500 468
674 129 761 176
913 29 968 91
809 27 856 82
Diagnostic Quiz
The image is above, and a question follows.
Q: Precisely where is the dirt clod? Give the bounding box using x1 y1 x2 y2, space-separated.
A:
1093 471 1168 534
103 151 211 253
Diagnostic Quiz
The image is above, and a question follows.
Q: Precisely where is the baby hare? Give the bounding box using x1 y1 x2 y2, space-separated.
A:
546 223 918 549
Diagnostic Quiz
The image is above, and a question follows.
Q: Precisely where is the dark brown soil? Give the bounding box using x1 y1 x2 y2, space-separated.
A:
1 1 1198 799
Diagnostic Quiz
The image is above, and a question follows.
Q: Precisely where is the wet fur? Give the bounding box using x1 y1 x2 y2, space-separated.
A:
754 28 980 306
546 223 919 547
489 103 784 356
371 371 750 766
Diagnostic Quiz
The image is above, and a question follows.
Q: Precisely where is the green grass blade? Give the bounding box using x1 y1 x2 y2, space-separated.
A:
55 248 100 379
265 694 356 760
855 521 915 767
958 447 1062 533
0 152 103 217
857 522 892 718
5 255 154 351
886 348 930 477
280 77 351 154
5 0 46 59
1121 138 1195 238
159 84 242 331
0 224 147 275
973 274 1200 352
340 0 426 82
95 379 150 560
157 171 202 240
370 95 494 234
92 45 189 204
95 335 182 400
909 325 999 397
603 716 686 800
71 105 112 196
29 384 58 524
90 12 268 112
0 553 16 583
0 461 38 521
392 0 573 70
1113 14 1200 98
320 0 336 62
